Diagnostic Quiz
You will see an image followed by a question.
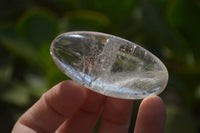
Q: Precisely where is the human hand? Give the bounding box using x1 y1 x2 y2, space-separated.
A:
12 80 166 133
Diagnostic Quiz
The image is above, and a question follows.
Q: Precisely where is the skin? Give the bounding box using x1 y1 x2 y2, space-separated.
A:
12 80 166 133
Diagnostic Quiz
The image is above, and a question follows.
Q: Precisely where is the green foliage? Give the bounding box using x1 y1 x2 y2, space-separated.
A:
17 8 58 47
0 0 199 132
166 105 198 133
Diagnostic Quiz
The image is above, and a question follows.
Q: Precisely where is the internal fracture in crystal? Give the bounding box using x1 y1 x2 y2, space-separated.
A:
50 31 168 99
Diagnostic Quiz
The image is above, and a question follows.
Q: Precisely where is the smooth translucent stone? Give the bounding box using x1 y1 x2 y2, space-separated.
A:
50 31 168 99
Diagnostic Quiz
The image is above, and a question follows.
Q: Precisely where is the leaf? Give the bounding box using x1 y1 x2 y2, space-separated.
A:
17 8 58 47
61 10 110 31
166 0 200 64
0 65 13 85
25 74 48 97
195 85 200 100
0 24 40 66
140 0 189 62
1 83 30 106
87 0 137 23
166 105 198 133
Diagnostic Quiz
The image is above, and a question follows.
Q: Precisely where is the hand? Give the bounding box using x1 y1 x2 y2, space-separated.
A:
12 80 166 133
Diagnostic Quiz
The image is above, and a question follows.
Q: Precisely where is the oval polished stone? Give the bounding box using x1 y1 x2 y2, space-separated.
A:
50 31 168 99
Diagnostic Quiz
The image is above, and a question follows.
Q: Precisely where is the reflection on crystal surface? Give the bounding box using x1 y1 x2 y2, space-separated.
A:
50 31 168 99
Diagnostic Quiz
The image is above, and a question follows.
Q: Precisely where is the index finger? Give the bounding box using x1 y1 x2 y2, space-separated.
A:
12 80 87 133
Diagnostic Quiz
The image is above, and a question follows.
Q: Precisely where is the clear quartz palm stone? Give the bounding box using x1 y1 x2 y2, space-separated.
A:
50 31 168 99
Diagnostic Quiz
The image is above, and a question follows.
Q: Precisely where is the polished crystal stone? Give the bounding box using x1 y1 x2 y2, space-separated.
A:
50 31 168 99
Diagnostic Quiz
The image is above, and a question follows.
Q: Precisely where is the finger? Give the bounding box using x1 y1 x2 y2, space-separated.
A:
57 89 106 133
134 96 166 133
98 97 133 133
12 80 86 133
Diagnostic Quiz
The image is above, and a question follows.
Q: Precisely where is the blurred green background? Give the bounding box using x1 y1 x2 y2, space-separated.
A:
0 0 200 132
